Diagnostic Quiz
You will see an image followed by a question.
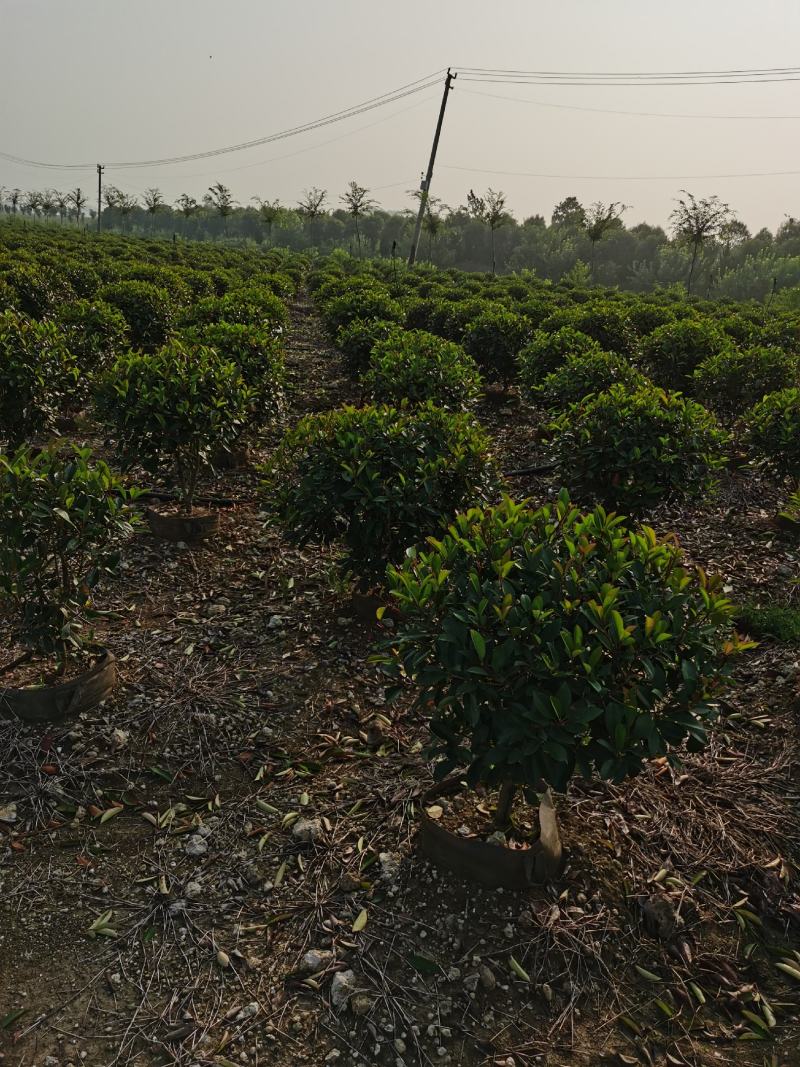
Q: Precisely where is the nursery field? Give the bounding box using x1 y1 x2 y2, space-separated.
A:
2 223 800 1067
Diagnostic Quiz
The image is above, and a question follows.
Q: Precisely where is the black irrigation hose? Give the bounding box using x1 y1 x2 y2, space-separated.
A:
506 462 558 476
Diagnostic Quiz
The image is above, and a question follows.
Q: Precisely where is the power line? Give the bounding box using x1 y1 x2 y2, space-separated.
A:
459 74 800 87
111 72 444 169
443 163 800 181
0 69 444 172
458 63 800 79
460 85 800 121
125 91 440 183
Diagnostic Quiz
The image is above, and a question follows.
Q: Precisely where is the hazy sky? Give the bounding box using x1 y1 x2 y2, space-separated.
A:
2 0 799 232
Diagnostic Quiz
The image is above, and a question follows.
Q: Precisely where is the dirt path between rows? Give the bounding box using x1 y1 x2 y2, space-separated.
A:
2 295 800 1067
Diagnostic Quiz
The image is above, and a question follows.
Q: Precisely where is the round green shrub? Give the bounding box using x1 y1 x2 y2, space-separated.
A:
550 384 728 510
518 327 602 391
55 299 130 376
3 263 67 319
180 321 286 429
541 301 637 355
744 388 800 479
0 444 137 662
60 261 102 299
714 312 761 348
403 298 440 332
98 280 175 351
639 317 732 391
181 286 288 334
534 349 649 410
694 346 798 417
515 295 557 328
362 330 482 411
270 403 498 580
173 266 216 300
116 263 192 306
758 315 800 355
461 308 532 383
0 279 19 314
0 310 80 446
380 492 745 793
434 298 492 342
623 302 679 336
258 272 295 300
322 287 404 336
95 340 252 510
336 318 400 374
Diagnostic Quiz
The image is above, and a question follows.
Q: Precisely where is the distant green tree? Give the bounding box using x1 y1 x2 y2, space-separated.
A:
116 193 138 231
252 197 284 245
551 196 587 230
175 194 198 227
584 201 628 281
204 182 236 233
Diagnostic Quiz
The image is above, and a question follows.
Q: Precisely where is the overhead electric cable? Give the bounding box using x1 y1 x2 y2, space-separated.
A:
0 69 444 172
116 90 440 183
457 63 800 78
460 85 800 120
443 163 800 180
458 74 800 86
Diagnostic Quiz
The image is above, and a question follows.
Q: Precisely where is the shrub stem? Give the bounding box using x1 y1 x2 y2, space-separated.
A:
495 781 517 827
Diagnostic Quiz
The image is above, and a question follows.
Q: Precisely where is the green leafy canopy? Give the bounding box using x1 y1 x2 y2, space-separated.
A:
378 492 752 794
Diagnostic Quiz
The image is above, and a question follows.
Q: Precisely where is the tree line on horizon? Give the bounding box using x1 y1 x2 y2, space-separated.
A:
2 179 800 305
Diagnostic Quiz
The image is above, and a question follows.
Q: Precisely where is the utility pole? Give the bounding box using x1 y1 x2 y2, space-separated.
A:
408 68 456 267
96 163 104 233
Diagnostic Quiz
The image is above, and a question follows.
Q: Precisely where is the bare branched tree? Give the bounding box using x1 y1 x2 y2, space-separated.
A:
297 187 327 245
670 190 732 295
175 193 198 221
23 190 42 217
54 190 69 223
103 186 122 210
143 187 166 229
340 181 377 257
467 187 512 274
407 189 448 263
39 189 57 219
68 187 87 222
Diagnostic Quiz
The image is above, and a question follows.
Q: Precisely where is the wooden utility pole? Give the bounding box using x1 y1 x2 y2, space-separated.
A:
96 163 104 233
408 68 456 267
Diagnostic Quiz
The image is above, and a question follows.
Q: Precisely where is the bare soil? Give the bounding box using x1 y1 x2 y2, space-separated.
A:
2 295 800 1067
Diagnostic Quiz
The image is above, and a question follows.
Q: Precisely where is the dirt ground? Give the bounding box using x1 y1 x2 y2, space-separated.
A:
2 295 800 1067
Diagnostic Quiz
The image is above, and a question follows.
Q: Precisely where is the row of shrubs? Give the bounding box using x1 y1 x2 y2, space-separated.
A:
0 228 300 664
0 431 751 803
264 261 765 795
310 257 800 418
0 231 759 808
304 260 800 518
